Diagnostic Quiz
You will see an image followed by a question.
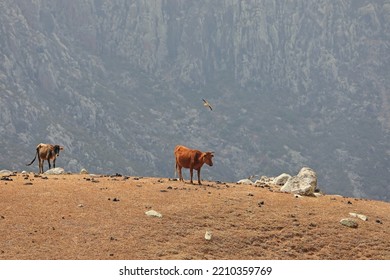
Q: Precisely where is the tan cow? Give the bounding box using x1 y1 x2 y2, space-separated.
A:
174 145 214 185
26 143 64 173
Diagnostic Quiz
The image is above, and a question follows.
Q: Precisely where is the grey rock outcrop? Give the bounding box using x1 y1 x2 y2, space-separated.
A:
280 167 317 196
273 173 292 186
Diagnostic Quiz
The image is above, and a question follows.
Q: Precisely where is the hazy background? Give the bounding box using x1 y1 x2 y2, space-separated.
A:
0 0 389 201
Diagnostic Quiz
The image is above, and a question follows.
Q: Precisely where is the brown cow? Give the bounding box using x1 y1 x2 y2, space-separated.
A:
174 145 214 185
26 143 64 173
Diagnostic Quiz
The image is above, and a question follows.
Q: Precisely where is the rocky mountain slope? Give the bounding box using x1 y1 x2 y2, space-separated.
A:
0 0 389 201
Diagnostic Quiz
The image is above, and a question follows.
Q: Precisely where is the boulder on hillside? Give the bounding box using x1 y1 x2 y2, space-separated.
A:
273 173 291 186
254 176 274 187
280 167 317 196
44 167 65 175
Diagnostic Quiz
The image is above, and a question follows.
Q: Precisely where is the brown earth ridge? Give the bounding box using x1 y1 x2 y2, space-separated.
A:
0 172 389 260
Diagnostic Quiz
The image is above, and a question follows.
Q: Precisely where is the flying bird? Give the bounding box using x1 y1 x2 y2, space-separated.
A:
202 99 213 111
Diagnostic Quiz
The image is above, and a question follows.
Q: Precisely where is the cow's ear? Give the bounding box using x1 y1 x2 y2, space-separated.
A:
60 146 64 150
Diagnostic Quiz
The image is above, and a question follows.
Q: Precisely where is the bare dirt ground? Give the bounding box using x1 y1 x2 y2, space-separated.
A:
0 173 389 260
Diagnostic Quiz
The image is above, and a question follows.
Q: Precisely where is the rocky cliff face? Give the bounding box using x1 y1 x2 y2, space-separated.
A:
1 0 389 201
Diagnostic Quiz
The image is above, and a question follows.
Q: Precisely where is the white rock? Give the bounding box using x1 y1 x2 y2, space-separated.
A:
145 210 162 218
313 192 323 197
205 230 212 240
0 170 13 177
237 179 253 185
80 168 88 174
349 212 368 221
44 167 65 175
273 173 291 186
280 167 317 196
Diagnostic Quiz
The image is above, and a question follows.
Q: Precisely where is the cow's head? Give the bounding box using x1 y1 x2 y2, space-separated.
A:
202 152 214 166
53 145 64 157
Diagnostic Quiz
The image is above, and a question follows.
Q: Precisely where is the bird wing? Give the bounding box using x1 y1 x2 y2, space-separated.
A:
202 99 213 110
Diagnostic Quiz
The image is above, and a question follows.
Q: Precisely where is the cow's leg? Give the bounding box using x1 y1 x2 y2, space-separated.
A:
190 168 194 184
197 169 201 185
48 159 51 170
39 159 43 174
53 159 56 169
177 166 183 182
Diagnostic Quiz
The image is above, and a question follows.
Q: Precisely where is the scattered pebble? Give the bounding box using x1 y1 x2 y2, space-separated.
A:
145 210 162 218
257 200 265 207
340 218 358 228
349 212 368 221
205 230 212 240
80 168 88 174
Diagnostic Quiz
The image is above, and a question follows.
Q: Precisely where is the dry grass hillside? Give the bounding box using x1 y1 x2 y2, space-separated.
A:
0 173 389 260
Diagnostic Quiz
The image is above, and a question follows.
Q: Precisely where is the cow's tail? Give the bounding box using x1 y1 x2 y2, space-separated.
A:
26 148 38 166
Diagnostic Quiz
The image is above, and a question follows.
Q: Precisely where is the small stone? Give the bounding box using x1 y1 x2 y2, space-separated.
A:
80 168 88 174
205 230 212 240
349 213 368 221
78 204 84 208
237 179 253 185
340 218 358 228
257 200 265 207
145 210 162 218
376 219 383 224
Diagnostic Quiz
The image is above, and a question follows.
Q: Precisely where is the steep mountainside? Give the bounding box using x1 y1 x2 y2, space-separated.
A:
0 0 389 201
